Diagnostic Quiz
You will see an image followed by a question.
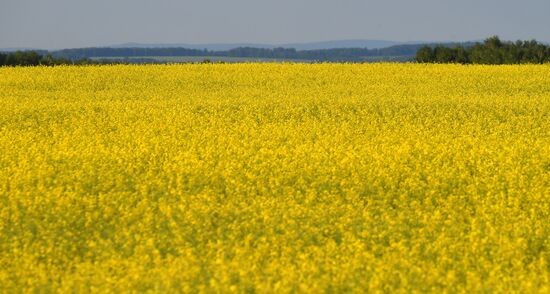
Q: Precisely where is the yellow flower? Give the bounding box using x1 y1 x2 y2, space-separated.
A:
0 63 549 292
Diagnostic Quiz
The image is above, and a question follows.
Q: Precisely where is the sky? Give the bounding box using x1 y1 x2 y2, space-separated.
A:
1 0 549 49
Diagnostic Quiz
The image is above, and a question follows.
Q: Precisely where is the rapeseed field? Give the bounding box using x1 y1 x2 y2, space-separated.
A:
0 64 549 292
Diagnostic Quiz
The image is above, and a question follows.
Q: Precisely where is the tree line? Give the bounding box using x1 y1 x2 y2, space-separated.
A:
50 45 426 62
51 47 209 60
1 45 426 65
0 51 94 66
416 36 550 64
3 36 548 65
220 45 436 61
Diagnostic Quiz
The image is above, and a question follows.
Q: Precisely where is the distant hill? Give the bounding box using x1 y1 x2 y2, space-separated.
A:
281 40 403 50
110 39 412 51
2 39 512 64
2 39 548 53
49 41 477 63
111 43 275 51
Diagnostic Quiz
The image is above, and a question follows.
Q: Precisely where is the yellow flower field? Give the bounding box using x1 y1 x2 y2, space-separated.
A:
0 63 549 292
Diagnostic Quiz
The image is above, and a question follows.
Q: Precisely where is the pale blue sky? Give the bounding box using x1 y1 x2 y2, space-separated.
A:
1 0 549 49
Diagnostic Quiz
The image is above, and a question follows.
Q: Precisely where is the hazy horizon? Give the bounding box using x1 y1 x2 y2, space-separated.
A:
2 0 549 50
0 39 435 51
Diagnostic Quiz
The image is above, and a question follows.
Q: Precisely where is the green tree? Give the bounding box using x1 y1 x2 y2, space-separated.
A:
454 47 469 64
415 46 434 63
434 46 455 63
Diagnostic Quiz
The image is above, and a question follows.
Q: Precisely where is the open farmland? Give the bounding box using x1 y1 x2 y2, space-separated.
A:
0 64 549 292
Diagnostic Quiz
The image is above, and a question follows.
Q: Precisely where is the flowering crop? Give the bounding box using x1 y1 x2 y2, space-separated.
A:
0 64 549 292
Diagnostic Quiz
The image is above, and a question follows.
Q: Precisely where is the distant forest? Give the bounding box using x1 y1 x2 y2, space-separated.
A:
49 44 429 62
0 51 92 66
416 36 550 64
0 44 438 65
1 36 549 66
